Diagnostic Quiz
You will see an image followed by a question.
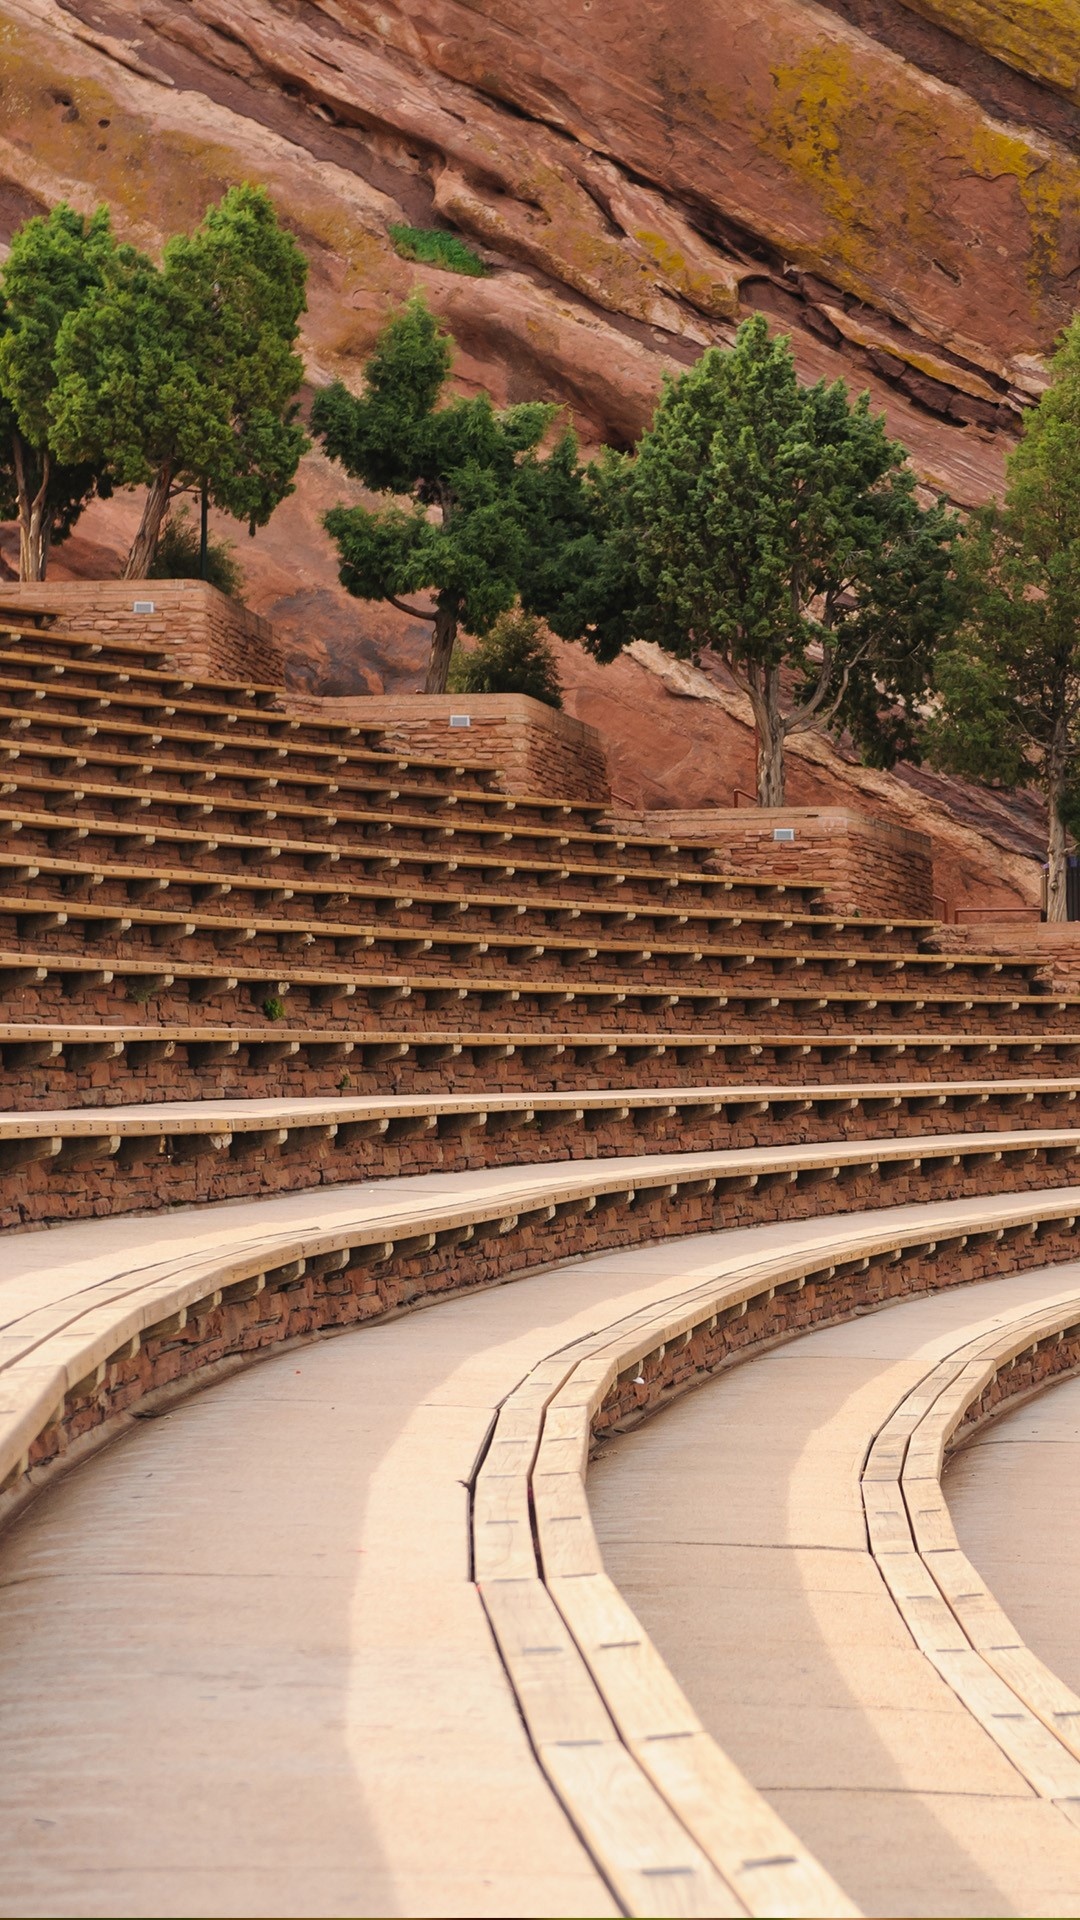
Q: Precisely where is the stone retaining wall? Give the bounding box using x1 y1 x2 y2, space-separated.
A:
612 806 935 919
0 581 285 687
285 691 612 803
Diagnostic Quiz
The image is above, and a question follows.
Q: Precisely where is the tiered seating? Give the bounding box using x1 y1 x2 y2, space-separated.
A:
1 615 1079 1233
7 616 1080 1915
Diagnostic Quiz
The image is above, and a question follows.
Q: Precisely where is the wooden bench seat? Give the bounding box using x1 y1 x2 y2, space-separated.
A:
0 899 1060 1025
0 699 505 793
0 762 739 876
0 861 1040 995
4 1077 1078 1142
0 670 386 744
8 946 998 1023
0 730 467 798
0 621 175 671
0 804 827 910
0 770 720 868
3 1024 1079 1108
0 734 612 829
0 675 511 779
0 644 283 713
0 638 606 822
4 1103 1080 1229
0 846 924 948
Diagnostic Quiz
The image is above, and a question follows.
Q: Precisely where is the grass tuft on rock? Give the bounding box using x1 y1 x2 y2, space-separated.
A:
387 224 489 277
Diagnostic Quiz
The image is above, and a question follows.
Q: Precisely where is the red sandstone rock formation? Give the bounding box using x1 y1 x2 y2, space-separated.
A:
0 0 1072 905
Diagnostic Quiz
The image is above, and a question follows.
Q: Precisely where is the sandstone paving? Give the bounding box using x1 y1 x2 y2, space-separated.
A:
590 1263 1080 1918
4 1195 1080 1913
0 1252 645 1919
946 1369 1080 1704
0 1209 894 1920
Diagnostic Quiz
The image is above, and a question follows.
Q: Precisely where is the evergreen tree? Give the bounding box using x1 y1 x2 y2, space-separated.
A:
927 318 1080 921
568 316 960 804
50 185 308 578
0 203 116 579
313 296 590 693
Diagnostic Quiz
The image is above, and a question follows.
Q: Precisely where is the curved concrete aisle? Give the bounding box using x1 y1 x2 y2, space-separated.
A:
946 1373 1080 1703
0 1254 634 1920
0 1197 867 1920
589 1266 1080 1920
5 1190 1080 1919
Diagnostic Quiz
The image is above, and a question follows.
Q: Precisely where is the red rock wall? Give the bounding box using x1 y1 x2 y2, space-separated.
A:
0 582 286 688
285 691 612 803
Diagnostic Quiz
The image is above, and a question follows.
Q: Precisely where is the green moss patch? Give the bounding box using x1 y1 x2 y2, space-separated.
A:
388 224 489 276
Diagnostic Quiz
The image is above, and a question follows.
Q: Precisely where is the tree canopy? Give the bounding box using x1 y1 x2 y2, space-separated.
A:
558 315 961 804
926 318 1080 920
50 184 309 578
0 203 117 579
313 295 590 692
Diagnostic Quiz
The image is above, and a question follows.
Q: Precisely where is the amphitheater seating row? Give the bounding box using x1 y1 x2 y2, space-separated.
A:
3 1102 1079 1226
0 848 927 952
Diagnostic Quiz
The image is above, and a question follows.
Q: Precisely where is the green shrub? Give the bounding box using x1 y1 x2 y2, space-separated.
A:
447 610 563 708
151 504 245 599
261 994 287 1022
387 224 489 277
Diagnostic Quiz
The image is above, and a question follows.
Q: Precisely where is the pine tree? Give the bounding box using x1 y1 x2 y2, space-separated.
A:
927 318 1080 921
0 203 116 579
313 296 590 693
572 315 960 805
50 185 308 578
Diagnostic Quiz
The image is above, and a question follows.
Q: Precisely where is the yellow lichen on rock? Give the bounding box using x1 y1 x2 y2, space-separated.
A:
750 24 1080 335
898 0 1080 100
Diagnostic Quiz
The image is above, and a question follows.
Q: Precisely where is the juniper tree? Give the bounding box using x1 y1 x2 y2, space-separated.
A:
50 185 308 578
313 296 590 693
570 316 960 805
0 203 116 579
927 319 1080 921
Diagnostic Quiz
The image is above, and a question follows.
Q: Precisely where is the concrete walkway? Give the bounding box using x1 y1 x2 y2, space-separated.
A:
0 1203 858 1920
947 1372 1080 1705
590 1266 1080 1920
5 1196 1080 1917
0 1247 646 1920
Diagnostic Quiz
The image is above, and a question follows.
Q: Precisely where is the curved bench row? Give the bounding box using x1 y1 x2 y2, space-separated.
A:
0 800 814 908
8 1027 1080 1110
863 1291 1080 1811
3 1098 1080 1225
3 1080 1080 1222
7 1175 1080 1914
1 1172 1078 1524
0 861 982 979
0 851 914 945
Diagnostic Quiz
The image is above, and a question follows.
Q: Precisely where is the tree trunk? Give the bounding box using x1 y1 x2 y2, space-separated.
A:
18 511 49 583
124 463 174 580
746 663 787 806
1046 778 1070 923
13 434 50 582
424 598 457 694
